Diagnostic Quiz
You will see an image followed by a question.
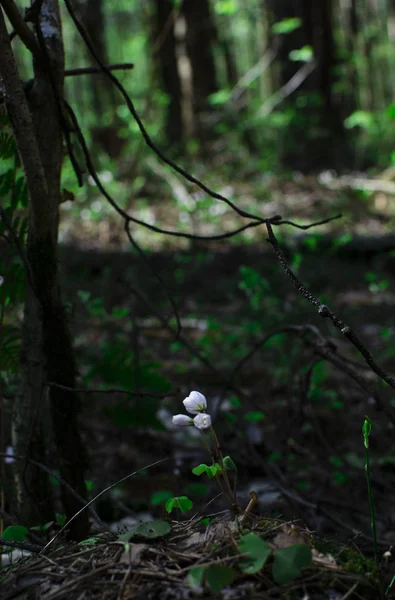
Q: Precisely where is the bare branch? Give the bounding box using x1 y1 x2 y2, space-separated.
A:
0 0 41 57
266 221 395 390
65 62 134 77
0 7 51 239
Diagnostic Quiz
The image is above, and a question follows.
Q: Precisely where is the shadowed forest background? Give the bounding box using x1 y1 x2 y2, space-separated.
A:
1 0 395 598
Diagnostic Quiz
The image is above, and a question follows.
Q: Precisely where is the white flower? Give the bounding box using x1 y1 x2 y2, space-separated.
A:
183 391 207 415
172 414 193 427
0 276 3 286
193 413 212 430
5 445 15 464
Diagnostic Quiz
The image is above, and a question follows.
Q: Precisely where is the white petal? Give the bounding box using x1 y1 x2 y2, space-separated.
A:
193 413 212 430
172 414 193 427
0 276 3 286
5 445 15 464
183 391 207 415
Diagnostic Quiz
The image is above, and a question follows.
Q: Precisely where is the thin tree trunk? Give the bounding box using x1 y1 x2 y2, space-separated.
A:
182 0 218 141
0 0 89 539
153 0 183 146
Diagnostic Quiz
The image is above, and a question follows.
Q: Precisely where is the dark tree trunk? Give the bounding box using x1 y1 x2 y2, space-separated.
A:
152 0 183 146
0 0 89 539
182 0 218 140
266 0 351 170
75 0 124 158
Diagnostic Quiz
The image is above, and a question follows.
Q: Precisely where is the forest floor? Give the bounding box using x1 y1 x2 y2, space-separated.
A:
2 170 395 598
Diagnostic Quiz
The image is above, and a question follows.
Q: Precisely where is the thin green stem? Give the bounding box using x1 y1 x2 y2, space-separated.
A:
363 416 378 563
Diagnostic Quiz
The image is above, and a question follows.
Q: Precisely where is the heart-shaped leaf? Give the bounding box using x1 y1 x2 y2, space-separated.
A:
272 543 312 584
2 525 29 542
206 565 235 592
120 520 171 541
165 496 193 513
238 532 272 574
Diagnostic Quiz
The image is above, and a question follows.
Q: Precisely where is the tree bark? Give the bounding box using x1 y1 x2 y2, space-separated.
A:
152 0 183 146
182 0 218 141
0 0 89 539
266 0 350 170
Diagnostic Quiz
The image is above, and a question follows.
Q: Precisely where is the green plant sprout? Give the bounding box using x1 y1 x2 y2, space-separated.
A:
362 415 378 563
173 391 239 513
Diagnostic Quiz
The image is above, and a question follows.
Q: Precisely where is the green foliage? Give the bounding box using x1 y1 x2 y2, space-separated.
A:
222 455 237 471
1 525 29 543
272 18 302 35
289 46 313 63
188 564 235 592
165 496 193 514
192 463 222 479
0 110 27 384
150 490 174 506
0 326 21 374
214 0 237 16
227 534 313 588
118 520 171 541
271 544 312 584
31 521 55 534
238 533 272 574
243 411 265 422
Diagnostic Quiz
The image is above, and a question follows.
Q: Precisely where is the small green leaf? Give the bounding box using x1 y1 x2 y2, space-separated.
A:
2 525 29 542
150 490 174 506
31 521 54 533
272 17 302 35
206 565 234 592
243 411 265 422
188 566 205 589
223 456 237 471
192 463 221 479
127 520 171 540
238 533 272 574
272 544 312 584
183 482 208 497
56 513 67 526
165 496 193 514
78 536 101 547
289 46 313 62
196 517 211 527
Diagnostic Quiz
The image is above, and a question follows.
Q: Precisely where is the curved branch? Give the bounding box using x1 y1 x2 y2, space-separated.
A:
0 0 41 57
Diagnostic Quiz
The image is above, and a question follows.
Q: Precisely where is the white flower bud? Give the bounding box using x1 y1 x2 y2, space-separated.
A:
172 414 193 427
193 413 212 430
5 445 15 464
183 391 207 415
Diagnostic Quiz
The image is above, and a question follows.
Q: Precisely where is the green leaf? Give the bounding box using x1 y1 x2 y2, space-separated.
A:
183 482 208 497
192 463 222 479
31 521 54 533
165 496 193 514
272 17 302 35
124 520 171 540
243 411 265 422
188 565 234 593
206 565 234 592
289 46 313 62
213 0 237 15
272 544 312 584
238 533 272 574
344 110 374 130
223 456 237 471
150 490 174 506
188 566 205 589
56 513 67 526
85 480 94 492
2 525 29 542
